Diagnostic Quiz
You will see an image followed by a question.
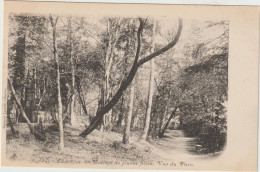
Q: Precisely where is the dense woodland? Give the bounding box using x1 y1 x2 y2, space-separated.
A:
6 14 228 159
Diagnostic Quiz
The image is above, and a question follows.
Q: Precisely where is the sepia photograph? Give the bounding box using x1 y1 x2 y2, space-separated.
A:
1 1 258 171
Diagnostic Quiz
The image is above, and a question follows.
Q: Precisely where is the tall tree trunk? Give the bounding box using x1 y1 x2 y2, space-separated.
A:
13 32 26 92
140 19 156 141
123 78 135 144
102 18 121 130
50 16 64 150
79 19 182 138
15 32 27 123
68 17 76 126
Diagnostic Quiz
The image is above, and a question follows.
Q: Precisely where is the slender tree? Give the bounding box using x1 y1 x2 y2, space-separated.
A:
140 19 156 140
49 16 64 150
68 17 76 126
101 18 122 130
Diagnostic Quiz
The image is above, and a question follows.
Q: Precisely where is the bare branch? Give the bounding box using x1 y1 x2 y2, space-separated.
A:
49 16 59 27
137 19 183 67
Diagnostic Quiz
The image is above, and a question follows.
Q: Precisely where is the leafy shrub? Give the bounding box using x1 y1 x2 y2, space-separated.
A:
182 113 226 153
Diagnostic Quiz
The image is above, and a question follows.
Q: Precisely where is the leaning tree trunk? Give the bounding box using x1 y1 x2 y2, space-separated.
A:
8 78 46 141
123 78 135 144
140 19 156 141
50 16 64 150
79 18 183 138
159 106 178 138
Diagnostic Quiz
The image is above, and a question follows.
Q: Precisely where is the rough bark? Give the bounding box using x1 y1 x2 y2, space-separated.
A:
50 16 64 150
140 19 156 140
123 78 135 144
79 18 183 138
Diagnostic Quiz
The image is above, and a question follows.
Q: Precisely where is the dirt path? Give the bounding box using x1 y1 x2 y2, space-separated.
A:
152 130 203 161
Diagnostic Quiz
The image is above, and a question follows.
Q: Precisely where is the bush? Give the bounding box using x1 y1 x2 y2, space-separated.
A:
182 113 226 153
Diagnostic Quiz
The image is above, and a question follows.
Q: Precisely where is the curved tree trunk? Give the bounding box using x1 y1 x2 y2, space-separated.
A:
79 19 183 138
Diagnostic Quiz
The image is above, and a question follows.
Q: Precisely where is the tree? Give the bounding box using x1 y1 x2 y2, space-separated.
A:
139 19 156 140
79 18 183 138
158 105 178 138
180 53 228 152
68 17 76 126
7 15 48 139
101 18 122 131
49 16 64 150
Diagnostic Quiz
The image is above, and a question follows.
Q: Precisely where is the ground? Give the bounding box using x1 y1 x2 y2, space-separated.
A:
5 123 221 167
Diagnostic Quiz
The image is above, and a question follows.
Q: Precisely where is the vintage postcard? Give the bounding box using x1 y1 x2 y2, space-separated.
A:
1 1 259 171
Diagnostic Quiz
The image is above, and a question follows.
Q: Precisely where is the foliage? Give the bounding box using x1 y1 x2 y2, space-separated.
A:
180 52 228 152
7 14 228 155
